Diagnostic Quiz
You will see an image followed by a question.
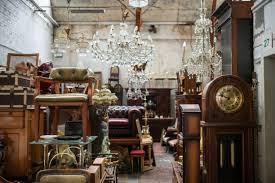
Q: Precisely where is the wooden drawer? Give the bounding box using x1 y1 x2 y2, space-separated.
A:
0 111 24 129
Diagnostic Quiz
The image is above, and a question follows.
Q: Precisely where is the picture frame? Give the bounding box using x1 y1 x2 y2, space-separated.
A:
7 53 39 73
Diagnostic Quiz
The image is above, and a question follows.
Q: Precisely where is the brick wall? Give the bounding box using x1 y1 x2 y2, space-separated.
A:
0 0 53 66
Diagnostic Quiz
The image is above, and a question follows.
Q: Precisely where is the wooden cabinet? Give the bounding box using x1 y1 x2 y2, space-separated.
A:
128 88 172 117
213 0 253 83
0 108 44 178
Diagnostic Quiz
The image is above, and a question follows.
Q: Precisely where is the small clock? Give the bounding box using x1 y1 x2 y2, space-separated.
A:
215 85 244 113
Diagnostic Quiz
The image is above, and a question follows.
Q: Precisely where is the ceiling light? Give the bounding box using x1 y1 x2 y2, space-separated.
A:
129 0 148 8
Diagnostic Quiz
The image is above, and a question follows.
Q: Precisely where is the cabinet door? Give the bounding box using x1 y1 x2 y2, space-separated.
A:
0 130 27 177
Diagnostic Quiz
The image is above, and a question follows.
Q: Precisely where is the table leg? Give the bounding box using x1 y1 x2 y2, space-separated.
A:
148 144 152 166
79 145 84 168
43 144 48 169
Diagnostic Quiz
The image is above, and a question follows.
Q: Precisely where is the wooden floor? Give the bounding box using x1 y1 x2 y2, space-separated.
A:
117 143 174 183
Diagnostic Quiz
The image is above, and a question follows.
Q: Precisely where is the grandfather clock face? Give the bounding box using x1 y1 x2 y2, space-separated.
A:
215 85 244 113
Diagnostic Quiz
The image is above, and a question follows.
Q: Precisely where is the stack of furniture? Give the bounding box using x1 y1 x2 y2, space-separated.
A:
33 67 95 141
0 53 45 178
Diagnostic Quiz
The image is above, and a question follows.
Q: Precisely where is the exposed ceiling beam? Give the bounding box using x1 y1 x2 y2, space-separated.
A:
57 21 194 25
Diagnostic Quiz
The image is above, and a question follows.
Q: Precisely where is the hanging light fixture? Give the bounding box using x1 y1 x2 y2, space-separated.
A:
75 33 90 57
127 65 150 100
51 30 70 56
51 0 71 57
91 24 154 67
129 0 148 8
183 0 222 85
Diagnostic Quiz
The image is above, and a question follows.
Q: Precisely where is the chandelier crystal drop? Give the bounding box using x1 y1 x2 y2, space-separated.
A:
91 23 155 67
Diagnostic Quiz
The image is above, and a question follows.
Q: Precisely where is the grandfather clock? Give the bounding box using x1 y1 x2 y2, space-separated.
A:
201 75 256 183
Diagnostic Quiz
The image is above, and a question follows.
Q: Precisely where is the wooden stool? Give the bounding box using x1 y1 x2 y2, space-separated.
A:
130 149 145 173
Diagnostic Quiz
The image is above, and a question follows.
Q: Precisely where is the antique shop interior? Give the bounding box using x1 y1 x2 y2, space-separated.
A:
0 0 275 182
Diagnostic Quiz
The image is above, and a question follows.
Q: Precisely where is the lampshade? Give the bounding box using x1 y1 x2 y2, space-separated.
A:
129 0 148 7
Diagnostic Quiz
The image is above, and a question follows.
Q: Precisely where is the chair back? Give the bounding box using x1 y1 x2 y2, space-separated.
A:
36 169 91 183
50 67 93 82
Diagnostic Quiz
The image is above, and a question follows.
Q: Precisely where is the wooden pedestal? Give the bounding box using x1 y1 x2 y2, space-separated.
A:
179 104 201 183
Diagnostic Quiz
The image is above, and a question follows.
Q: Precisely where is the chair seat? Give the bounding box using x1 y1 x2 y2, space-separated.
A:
108 118 129 126
35 93 88 103
130 149 145 156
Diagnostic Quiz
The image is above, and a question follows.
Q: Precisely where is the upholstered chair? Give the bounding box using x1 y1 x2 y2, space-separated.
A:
33 67 95 141
107 106 143 137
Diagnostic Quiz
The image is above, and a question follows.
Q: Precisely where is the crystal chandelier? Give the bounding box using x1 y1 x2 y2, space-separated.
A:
183 0 222 84
129 0 148 7
75 33 90 57
91 23 155 67
127 68 149 100
51 30 70 55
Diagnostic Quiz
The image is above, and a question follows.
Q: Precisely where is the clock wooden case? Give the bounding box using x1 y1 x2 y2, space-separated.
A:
212 0 253 84
201 75 256 183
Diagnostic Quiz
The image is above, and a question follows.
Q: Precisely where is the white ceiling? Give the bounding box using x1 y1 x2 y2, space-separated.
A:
49 0 213 24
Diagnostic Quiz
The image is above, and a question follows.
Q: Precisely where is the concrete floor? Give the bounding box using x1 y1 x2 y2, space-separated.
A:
117 143 174 183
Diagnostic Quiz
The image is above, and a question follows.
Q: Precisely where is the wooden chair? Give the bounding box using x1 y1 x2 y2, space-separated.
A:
34 67 95 141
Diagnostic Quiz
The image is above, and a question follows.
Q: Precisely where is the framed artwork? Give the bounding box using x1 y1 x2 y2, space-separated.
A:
93 71 102 89
7 53 39 74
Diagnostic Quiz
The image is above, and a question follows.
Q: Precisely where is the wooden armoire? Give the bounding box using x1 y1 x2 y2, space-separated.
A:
201 75 256 183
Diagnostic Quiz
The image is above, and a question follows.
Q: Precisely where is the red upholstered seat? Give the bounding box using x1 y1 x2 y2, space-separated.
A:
130 149 145 156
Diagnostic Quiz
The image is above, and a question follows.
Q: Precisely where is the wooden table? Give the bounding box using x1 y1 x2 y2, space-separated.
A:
142 118 175 142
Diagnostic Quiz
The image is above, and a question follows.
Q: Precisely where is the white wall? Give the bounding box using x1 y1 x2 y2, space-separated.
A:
0 0 53 66
253 0 275 182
